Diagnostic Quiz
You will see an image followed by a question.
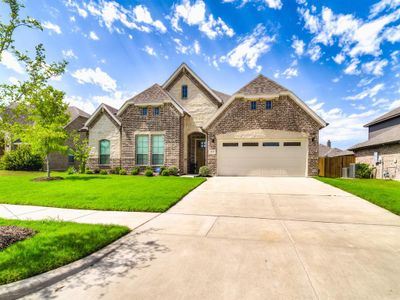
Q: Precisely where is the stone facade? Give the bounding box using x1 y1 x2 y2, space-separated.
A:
355 144 400 179
119 103 183 172
206 95 321 176
87 112 121 170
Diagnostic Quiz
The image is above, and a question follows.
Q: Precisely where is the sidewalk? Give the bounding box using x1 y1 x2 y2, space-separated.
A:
0 204 159 229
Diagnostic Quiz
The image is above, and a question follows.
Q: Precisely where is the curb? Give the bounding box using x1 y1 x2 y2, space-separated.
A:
0 231 135 300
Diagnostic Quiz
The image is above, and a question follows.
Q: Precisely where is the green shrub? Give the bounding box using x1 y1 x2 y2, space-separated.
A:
199 166 210 177
161 169 170 176
85 169 94 174
93 169 100 174
131 166 140 175
109 166 121 174
355 163 373 179
168 166 179 176
145 166 153 171
1 146 43 171
66 167 76 175
144 169 153 177
99 170 108 175
119 168 127 175
159 166 167 174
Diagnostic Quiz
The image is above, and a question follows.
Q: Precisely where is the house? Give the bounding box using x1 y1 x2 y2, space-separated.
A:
318 140 354 177
349 106 400 179
0 106 90 171
85 63 327 176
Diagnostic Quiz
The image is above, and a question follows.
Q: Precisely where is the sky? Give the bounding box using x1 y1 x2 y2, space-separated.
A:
0 0 400 150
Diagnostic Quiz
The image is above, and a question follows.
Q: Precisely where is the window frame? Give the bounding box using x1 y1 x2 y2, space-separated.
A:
242 142 259 147
283 142 301 147
99 139 111 165
265 100 273 110
136 135 149 165
151 135 165 166
250 101 257 110
153 107 160 116
222 142 239 147
140 107 148 116
263 142 279 147
181 85 188 99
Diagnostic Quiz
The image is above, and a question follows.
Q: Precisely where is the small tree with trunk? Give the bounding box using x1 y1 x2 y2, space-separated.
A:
70 131 91 174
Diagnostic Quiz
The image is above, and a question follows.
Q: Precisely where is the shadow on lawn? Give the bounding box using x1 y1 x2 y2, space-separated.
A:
34 229 170 299
64 176 111 181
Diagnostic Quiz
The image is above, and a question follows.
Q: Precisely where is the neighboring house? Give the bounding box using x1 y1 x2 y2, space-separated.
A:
0 106 90 171
85 63 327 176
349 107 400 179
318 140 355 177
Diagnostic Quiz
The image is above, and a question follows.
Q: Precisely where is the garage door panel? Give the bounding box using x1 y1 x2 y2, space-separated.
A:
217 139 307 177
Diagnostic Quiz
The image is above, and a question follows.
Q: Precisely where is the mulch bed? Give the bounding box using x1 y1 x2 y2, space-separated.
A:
31 176 64 182
0 226 36 251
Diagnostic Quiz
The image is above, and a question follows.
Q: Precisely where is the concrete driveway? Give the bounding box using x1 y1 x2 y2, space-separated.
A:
25 177 400 300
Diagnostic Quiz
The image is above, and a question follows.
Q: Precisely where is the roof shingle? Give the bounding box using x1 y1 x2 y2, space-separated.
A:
349 124 400 150
364 106 400 127
235 74 289 95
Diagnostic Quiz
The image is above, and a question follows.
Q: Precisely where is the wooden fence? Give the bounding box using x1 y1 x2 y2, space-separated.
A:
318 155 355 178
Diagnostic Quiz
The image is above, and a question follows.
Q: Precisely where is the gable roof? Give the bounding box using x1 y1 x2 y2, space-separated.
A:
84 103 121 128
235 74 289 95
349 124 400 150
117 84 188 116
364 106 400 127
319 144 353 157
162 63 224 106
67 106 90 120
212 89 231 103
204 74 327 129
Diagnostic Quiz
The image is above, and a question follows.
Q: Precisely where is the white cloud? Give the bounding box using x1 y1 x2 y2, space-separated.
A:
384 24 400 42
89 31 99 40
0 50 24 74
291 36 305 56
62 49 78 59
369 0 400 18
72 67 117 92
171 0 234 39
333 53 345 64
143 46 156 56
132 5 167 33
307 44 322 61
220 24 275 72
223 0 282 10
8 76 19 85
65 95 96 114
282 67 299 78
332 77 340 83
173 38 202 55
70 16 76 22
193 40 201 54
345 83 385 100
344 59 360 75
388 98 400 109
362 59 388 76
42 21 62 34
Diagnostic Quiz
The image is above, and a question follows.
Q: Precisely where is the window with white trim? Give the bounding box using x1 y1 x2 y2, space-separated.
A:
136 135 149 165
151 135 164 165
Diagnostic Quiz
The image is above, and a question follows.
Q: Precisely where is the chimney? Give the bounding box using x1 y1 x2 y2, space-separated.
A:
327 140 332 148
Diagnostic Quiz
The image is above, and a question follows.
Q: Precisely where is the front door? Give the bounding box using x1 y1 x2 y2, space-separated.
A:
195 139 206 173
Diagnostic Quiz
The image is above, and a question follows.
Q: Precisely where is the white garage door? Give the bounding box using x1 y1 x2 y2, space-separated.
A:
217 139 308 177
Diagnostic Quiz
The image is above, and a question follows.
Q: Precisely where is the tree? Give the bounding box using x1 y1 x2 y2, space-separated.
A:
0 0 41 57
22 86 70 178
70 131 91 174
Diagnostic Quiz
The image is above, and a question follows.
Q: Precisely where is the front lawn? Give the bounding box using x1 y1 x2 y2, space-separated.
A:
0 218 129 285
0 171 205 212
315 177 400 215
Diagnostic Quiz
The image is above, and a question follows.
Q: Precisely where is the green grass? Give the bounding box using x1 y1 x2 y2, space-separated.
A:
315 177 400 215
0 218 129 285
0 171 206 212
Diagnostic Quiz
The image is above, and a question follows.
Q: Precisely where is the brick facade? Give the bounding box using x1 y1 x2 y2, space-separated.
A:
206 95 321 176
355 144 400 179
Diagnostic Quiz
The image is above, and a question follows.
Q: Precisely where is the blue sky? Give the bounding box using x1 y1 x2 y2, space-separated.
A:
1 0 399 149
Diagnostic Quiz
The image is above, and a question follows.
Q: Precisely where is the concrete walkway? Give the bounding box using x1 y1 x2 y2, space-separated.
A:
17 177 400 299
0 204 158 229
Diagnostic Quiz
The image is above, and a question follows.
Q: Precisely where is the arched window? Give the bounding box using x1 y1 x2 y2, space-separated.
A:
99 139 110 164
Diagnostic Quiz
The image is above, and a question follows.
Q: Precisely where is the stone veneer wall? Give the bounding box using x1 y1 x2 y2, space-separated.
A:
87 112 121 170
119 103 183 172
206 95 321 176
355 144 400 179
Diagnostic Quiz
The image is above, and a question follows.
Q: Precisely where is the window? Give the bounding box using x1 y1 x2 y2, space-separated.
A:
99 140 110 164
140 107 148 116
284 142 301 147
199 141 206 148
266 100 272 110
242 142 259 147
263 142 279 147
153 107 160 116
68 153 75 163
136 135 149 165
151 135 164 165
250 101 257 110
181 85 188 99
222 142 239 147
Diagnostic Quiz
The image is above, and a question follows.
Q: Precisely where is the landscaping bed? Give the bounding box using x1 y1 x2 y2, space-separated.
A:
0 171 206 212
0 226 36 251
315 177 400 215
0 218 129 285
